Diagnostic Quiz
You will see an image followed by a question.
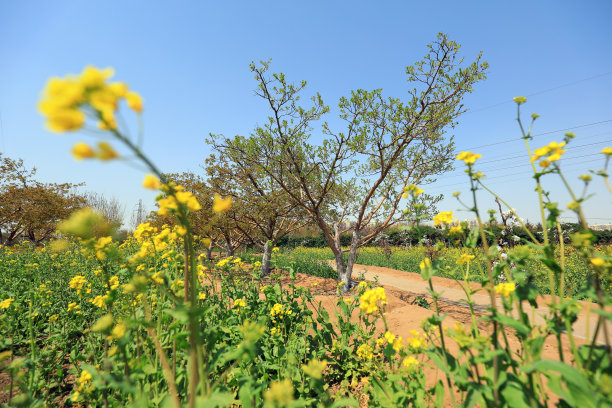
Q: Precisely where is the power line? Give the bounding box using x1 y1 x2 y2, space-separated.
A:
439 138 612 178
430 151 606 182
461 133 612 167
459 119 612 151
426 159 603 192
465 70 612 115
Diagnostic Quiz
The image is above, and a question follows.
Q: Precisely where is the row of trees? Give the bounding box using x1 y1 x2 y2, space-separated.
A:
3 34 487 291
0 154 126 245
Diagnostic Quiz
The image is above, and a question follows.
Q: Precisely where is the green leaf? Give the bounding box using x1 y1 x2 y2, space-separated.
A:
466 227 479 248
494 313 530 337
500 378 530 408
195 392 236 408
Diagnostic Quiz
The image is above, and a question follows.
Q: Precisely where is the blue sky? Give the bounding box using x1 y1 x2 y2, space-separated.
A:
1 0 611 228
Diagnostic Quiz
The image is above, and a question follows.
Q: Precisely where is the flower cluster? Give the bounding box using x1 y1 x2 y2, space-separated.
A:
456 253 475 265
494 282 516 298
433 211 455 227
531 141 567 168
359 287 387 314
270 303 293 323
356 343 374 360
39 66 141 133
456 151 482 165
157 186 202 216
402 184 424 198
72 369 94 401
0 298 15 310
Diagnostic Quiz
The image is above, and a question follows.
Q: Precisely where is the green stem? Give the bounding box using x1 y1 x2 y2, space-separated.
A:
517 108 549 245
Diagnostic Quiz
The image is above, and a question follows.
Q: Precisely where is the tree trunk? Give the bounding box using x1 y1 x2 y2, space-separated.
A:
205 247 212 261
260 241 272 276
339 229 360 293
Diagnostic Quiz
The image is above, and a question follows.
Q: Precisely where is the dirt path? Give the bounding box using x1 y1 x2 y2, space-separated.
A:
344 262 610 345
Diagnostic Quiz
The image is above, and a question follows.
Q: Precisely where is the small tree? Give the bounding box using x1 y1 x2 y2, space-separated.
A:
211 33 487 290
204 154 309 275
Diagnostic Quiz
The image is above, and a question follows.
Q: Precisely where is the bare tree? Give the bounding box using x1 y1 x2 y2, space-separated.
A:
84 192 125 230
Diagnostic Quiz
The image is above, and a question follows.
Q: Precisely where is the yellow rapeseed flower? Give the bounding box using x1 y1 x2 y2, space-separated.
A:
79 66 114 88
591 258 605 267
142 174 161 190
494 282 516 298
176 190 202 212
0 298 15 309
456 254 475 265
449 225 462 235
263 379 294 405
359 287 387 314
601 147 612 156
419 257 432 271
392 336 404 352
125 91 143 113
531 141 566 166
110 323 127 340
72 142 95 160
384 331 396 344
233 298 246 308
402 356 419 369
356 343 374 360
513 96 527 105
302 359 327 380
213 194 232 213
90 295 108 308
433 211 455 226
96 141 119 161
456 151 482 165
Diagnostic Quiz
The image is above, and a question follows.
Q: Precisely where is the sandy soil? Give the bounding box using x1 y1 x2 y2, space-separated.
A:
260 267 588 407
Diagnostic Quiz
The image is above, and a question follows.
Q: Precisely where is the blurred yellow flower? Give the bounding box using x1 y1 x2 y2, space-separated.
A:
213 194 232 213
419 257 431 271
402 356 420 369
456 254 475 265
233 298 246 308
433 211 455 226
142 174 161 190
96 141 119 161
356 343 374 360
0 298 15 309
513 96 527 105
531 141 566 166
126 91 143 113
449 225 462 235
600 147 612 156
494 282 516 298
263 379 294 405
302 359 327 380
456 151 482 165
110 323 127 340
72 142 95 160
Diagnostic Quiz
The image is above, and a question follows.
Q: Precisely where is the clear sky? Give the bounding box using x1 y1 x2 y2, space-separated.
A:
1 0 611 228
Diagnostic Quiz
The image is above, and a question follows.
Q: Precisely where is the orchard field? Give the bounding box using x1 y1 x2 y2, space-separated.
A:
1 35 612 407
